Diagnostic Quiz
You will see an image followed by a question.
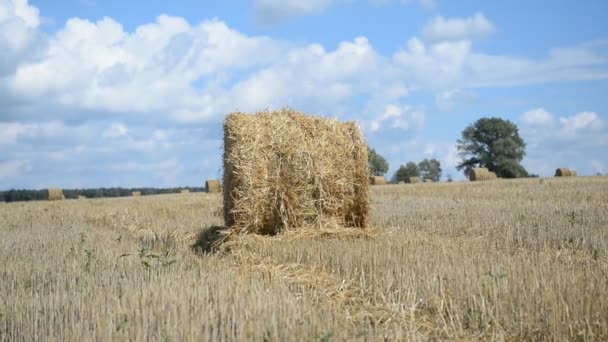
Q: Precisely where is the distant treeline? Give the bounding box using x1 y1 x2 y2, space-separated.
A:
0 187 205 203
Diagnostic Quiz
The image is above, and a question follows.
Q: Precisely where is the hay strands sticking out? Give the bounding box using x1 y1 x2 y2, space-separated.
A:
223 108 370 235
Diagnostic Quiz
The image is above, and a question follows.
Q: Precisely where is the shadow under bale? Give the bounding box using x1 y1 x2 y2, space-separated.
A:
191 226 230 255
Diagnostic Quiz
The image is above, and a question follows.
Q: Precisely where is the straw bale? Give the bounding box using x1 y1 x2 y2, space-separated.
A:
397 181 405 185
47 188 63 201
469 168 489 181
369 176 387 185
206 179 222 193
77 195 86 200
405 177 420 184
180 189 190 194
555 168 575 177
131 191 141 197
223 108 369 235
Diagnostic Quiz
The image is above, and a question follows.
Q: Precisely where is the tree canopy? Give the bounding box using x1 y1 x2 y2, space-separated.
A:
393 162 420 182
418 158 442 182
456 117 527 178
368 147 389 176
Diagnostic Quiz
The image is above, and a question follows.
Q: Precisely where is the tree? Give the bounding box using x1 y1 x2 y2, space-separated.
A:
368 147 389 176
393 162 419 182
456 117 527 178
418 158 442 182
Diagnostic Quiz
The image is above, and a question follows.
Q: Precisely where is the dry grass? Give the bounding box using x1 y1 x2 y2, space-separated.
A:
223 109 369 234
1 176 608 341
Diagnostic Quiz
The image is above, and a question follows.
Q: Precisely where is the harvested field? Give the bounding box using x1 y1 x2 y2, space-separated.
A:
1 177 608 340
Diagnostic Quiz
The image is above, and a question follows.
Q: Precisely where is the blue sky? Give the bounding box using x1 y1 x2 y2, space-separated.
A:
1 0 607 189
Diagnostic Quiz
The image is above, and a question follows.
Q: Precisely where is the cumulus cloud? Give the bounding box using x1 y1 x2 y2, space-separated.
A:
370 104 425 133
520 108 607 176
422 12 494 42
1 1 607 187
521 108 554 126
559 111 604 133
0 0 45 76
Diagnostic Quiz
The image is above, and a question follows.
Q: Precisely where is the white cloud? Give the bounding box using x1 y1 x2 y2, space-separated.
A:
520 109 608 177
0 160 26 179
0 0 44 76
559 111 603 133
521 108 554 126
370 104 425 132
1 0 40 27
435 88 476 111
102 123 128 138
423 12 494 42
1 1 607 187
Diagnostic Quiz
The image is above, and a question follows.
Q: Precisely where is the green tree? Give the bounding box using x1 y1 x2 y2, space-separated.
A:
456 117 528 178
418 158 442 182
393 162 420 182
368 147 389 176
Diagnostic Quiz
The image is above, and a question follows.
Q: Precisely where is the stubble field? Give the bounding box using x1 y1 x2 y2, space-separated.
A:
1 176 607 341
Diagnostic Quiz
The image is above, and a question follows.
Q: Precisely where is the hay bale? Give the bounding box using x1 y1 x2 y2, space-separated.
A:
77 195 86 200
397 181 405 185
47 188 63 201
369 176 387 185
469 168 489 181
223 108 369 235
180 189 190 194
555 168 575 177
206 179 222 193
405 177 420 184
131 191 141 197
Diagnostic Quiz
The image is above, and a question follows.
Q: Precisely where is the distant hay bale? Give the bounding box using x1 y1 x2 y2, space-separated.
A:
405 177 420 184
47 188 63 201
77 195 86 200
397 181 405 185
131 191 141 197
180 189 190 194
206 179 222 193
223 108 369 235
470 168 497 181
369 176 387 185
555 168 576 177
423 179 432 183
